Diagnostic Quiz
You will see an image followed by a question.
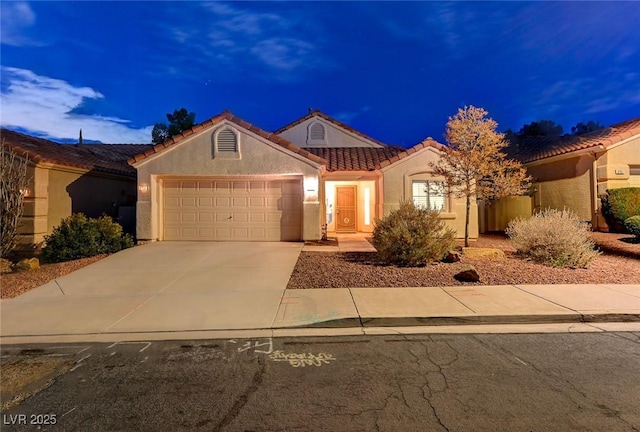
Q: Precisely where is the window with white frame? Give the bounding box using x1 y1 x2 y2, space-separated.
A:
412 180 446 211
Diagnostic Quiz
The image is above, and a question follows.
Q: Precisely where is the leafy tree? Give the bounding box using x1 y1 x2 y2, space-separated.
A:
517 120 563 136
1 141 31 256
430 106 531 246
151 108 196 144
571 120 604 134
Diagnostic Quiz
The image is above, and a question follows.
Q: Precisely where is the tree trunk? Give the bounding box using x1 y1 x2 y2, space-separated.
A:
464 194 471 247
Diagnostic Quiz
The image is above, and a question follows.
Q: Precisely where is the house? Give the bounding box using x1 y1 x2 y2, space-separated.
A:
129 110 477 242
484 117 640 232
1 129 153 248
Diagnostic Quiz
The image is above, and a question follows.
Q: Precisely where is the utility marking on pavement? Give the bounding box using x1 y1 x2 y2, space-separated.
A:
107 341 152 353
61 407 76 417
269 351 336 367
70 354 91 372
514 356 528 366
43 353 72 357
75 347 91 355
229 338 273 355
141 356 148 363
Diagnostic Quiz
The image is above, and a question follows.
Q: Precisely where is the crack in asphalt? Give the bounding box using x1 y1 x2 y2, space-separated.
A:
212 356 266 432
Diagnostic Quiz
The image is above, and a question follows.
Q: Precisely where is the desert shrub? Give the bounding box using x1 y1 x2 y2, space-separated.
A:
624 216 640 239
506 208 600 268
601 188 640 232
372 200 456 266
42 213 133 263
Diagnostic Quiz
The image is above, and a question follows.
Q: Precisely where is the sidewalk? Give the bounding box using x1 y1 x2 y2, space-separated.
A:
2 283 639 345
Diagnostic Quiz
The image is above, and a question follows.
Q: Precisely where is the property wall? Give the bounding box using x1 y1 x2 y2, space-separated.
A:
483 196 533 232
278 117 383 148
135 122 323 241
380 147 478 239
47 168 137 234
526 155 594 222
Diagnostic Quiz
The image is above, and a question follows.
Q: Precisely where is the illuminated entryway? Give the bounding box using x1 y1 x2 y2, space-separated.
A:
324 180 376 234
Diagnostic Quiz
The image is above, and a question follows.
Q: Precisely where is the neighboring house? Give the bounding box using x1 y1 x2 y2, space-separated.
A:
1 129 153 248
491 117 640 232
129 110 477 242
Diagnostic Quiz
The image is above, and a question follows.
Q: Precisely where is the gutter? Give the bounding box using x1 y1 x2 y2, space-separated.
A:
525 144 606 167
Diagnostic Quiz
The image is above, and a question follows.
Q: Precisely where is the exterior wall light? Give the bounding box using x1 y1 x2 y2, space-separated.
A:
19 187 31 197
138 183 150 193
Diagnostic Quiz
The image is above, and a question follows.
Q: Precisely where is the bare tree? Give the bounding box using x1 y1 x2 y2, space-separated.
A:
1 140 31 256
430 106 531 246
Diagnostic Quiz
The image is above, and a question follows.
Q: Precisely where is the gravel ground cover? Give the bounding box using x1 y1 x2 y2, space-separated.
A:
287 233 640 289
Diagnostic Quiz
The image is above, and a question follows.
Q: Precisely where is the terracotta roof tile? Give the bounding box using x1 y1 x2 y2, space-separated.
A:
274 110 390 147
1 129 152 178
127 111 327 166
508 117 640 163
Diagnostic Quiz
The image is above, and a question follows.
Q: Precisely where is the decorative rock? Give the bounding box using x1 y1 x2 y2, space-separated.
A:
462 247 506 259
442 250 461 263
454 265 480 282
14 257 40 272
1 258 13 273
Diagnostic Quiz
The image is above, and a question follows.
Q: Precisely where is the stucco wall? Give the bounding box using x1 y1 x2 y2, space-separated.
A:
47 169 136 234
17 165 49 247
380 147 478 239
483 196 533 232
278 116 382 148
596 136 640 194
135 122 323 241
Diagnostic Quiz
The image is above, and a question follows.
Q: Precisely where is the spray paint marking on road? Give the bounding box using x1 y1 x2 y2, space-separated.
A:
70 354 91 372
229 338 273 355
107 341 152 353
269 351 336 367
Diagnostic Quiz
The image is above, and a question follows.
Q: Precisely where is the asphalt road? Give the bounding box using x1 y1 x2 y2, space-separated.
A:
1 332 639 431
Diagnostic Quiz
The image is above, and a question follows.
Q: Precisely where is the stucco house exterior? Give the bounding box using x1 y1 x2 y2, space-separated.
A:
487 117 640 232
1 129 152 248
129 110 477 242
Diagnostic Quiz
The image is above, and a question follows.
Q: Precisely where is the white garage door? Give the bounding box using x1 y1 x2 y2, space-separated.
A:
162 178 302 241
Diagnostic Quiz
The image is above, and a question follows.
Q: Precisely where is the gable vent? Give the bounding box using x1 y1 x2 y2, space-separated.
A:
217 129 238 152
309 123 325 141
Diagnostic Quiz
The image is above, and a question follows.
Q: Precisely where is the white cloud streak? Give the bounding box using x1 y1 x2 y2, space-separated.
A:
1 66 152 143
1 1 38 46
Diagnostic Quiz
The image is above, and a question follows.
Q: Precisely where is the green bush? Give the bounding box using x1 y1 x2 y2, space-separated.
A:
601 188 640 232
506 208 600 268
372 200 456 267
42 213 134 263
624 216 640 239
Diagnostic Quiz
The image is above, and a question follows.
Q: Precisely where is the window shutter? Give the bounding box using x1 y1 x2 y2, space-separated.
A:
309 123 325 141
217 129 237 152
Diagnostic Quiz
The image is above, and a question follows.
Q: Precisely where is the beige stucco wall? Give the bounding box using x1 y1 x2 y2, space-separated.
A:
134 121 323 241
17 164 49 247
47 168 136 234
483 196 533 232
278 116 383 148
380 147 478 239
527 155 594 223
596 136 640 194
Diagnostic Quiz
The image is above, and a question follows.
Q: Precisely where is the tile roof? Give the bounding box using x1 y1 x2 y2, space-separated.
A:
128 110 327 166
274 110 390 147
508 117 640 163
1 129 152 177
306 137 445 172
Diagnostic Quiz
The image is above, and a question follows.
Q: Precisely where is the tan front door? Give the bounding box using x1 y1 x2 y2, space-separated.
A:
335 186 357 232
162 178 302 241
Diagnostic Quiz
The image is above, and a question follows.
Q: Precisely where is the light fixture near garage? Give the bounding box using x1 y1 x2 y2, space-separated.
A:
138 183 150 193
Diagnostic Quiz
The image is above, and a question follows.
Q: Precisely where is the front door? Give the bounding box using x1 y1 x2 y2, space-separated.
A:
335 186 357 232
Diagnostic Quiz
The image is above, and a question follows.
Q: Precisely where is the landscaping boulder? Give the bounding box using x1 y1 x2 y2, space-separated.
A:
454 265 480 282
1 258 13 273
442 250 461 263
14 257 40 272
462 247 505 259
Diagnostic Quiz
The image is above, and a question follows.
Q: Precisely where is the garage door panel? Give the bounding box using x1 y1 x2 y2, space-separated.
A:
163 178 302 241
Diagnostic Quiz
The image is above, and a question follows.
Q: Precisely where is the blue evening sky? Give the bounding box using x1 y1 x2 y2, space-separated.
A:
1 1 639 146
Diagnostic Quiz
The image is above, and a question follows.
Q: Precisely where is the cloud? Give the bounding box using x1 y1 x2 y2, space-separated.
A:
0 66 152 143
332 106 372 124
163 3 330 81
1 2 38 46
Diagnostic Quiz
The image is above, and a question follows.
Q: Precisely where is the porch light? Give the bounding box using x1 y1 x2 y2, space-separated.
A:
19 187 31 197
138 183 150 193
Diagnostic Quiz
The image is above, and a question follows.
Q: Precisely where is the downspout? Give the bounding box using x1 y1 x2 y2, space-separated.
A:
591 152 600 231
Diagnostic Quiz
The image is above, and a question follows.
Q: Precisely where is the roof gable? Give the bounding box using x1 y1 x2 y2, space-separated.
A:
275 110 387 148
509 117 640 164
128 111 327 166
1 129 151 177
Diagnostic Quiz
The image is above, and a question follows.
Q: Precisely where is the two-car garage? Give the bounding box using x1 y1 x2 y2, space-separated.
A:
162 178 303 241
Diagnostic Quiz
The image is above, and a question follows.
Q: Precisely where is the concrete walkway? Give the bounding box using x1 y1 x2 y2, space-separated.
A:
302 234 376 253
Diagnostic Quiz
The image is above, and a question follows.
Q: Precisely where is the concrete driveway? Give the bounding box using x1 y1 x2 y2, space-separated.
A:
0 242 302 338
